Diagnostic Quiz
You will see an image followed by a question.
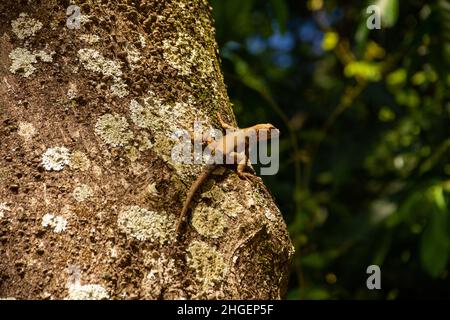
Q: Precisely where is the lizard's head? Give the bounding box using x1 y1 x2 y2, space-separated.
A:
253 124 280 141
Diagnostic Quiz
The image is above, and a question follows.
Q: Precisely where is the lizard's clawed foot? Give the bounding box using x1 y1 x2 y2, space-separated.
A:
238 171 256 182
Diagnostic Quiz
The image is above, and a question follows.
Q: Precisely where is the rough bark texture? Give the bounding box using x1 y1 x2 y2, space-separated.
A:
0 0 294 299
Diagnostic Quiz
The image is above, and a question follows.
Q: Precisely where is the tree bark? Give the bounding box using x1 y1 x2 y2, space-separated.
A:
0 0 294 299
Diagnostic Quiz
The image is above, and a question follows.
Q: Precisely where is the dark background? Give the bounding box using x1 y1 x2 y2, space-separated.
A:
211 0 450 299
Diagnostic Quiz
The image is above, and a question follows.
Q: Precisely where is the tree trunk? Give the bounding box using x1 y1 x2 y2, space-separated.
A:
0 0 294 299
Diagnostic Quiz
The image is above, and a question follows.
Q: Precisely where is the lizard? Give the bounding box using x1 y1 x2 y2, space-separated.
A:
176 112 279 236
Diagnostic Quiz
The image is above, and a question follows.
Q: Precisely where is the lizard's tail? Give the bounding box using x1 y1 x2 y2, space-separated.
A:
176 164 217 235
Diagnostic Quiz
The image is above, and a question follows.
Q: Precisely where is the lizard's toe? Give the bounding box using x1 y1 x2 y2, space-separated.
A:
238 172 255 181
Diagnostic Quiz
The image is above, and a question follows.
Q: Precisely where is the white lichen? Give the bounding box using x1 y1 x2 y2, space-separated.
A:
42 213 68 233
94 113 133 147
110 246 118 258
17 121 36 141
0 203 11 219
78 48 128 97
41 213 52 226
9 48 53 78
73 184 93 202
264 208 277 222
42 146 70 171
187 240 226 286
11 13 43 39
67 284 109 300
67 88 78 100
139 34 147 48
118 206 174 243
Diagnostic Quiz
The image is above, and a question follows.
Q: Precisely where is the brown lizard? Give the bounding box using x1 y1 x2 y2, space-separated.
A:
176 112 279 235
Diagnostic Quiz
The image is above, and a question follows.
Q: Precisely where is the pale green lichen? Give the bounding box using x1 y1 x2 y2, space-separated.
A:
125 145 139 162
79 15 91 25
78 48 128 97
110 79 129 98
117 206 174 243
79 34 100 44
200 184 224 201
0 203 11 219
36 51 53 62
129 98 161 130
220 192 246 219
136 133 153 151
73 184 93 202
11 13 43 39
17 122 36 141
248 188 279 222
42 146 70 171
78 48 122 78
187 241 226 287
9 48 53 77
42 213 68 233
67 284 109 300
94 113 133 147
128 94 211 168
162 32 215 78
125 45 141 69
69 150 90 171
191 203 227 238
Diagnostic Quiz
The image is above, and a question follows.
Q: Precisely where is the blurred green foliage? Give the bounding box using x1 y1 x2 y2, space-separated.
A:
211 0 450 299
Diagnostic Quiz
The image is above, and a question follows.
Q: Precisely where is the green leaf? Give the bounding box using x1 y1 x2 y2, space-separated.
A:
269 0 289 33
376 0 399 27
419 186 449 278
355 20 369 52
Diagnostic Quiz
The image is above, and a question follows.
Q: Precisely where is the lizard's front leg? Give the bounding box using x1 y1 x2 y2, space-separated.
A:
217 112 238 131
188 128 214 147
